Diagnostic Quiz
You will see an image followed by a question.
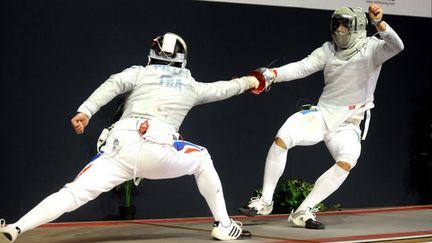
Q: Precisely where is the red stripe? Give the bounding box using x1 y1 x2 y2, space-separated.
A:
247 204 432 218
313 230 432 243
75 164 93 179
38 205 432 229
38 216 216 228
240 205 432 220
184 148 200 153
312 204 432 216
268 230 432 243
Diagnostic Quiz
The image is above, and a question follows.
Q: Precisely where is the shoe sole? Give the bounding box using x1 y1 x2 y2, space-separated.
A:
238 207 258 217
238 207 272 217
306 225 325 230
238 230 252 239
0 232 13 242
211 230 252 241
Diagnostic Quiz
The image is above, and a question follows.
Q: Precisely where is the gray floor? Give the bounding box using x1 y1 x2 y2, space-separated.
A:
14 205 432 243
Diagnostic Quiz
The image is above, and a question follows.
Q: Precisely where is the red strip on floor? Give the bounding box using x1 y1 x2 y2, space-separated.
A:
38 205 432 228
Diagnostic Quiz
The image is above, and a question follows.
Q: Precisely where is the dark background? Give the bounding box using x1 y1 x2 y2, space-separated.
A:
0 0 431 222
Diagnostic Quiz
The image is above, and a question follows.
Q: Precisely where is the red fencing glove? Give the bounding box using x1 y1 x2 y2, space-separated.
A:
248 67 277 95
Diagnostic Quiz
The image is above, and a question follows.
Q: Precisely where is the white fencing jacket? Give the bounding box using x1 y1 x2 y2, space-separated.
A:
274 23 404 132
78 64 250 131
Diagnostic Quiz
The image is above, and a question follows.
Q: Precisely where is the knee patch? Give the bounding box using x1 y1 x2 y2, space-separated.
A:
337 161 354 172
274 137 287 149
275 127 296 149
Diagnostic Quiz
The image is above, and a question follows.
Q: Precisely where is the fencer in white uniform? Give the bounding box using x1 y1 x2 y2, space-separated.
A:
0 32 259 242
239 4 404 229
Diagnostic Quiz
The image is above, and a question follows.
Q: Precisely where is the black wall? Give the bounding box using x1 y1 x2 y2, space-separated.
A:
0 0 431 222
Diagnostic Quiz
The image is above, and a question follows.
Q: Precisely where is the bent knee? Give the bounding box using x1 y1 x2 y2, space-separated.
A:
336 161 352 172
274 137 287 149
192 154 214 174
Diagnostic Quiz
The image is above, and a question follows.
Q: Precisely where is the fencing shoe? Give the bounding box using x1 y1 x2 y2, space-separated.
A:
211 219 251 240
238 197 273 217
287 207 325 229
0 220 20 243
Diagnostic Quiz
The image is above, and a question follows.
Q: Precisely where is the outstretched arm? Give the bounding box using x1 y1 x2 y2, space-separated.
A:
193 76 259 105
272 44 328 83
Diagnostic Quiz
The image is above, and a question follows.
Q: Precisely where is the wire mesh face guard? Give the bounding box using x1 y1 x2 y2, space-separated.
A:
330 7 367 49
148 32 188 68
330 7 367 33
330 14 355 33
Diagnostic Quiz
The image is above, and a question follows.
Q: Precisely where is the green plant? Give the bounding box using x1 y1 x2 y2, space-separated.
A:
115 179 138 220
116 179 135 207
255 179 341 213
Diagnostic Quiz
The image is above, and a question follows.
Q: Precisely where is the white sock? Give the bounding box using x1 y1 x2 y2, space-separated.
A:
261 142 288 205
296 164 349 213
12 188 76 233
194 162 231 226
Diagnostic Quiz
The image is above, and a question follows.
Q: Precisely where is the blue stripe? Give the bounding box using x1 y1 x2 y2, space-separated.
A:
89 153 102 163
173 141 201 151
300 109 318 115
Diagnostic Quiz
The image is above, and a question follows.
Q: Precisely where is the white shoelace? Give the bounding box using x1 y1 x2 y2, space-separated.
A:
0 219 6 228
249 197 261 202
249 196 272 207
305 207 320 220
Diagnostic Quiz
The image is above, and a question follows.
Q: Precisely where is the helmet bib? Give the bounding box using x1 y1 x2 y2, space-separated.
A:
332 32 353 49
